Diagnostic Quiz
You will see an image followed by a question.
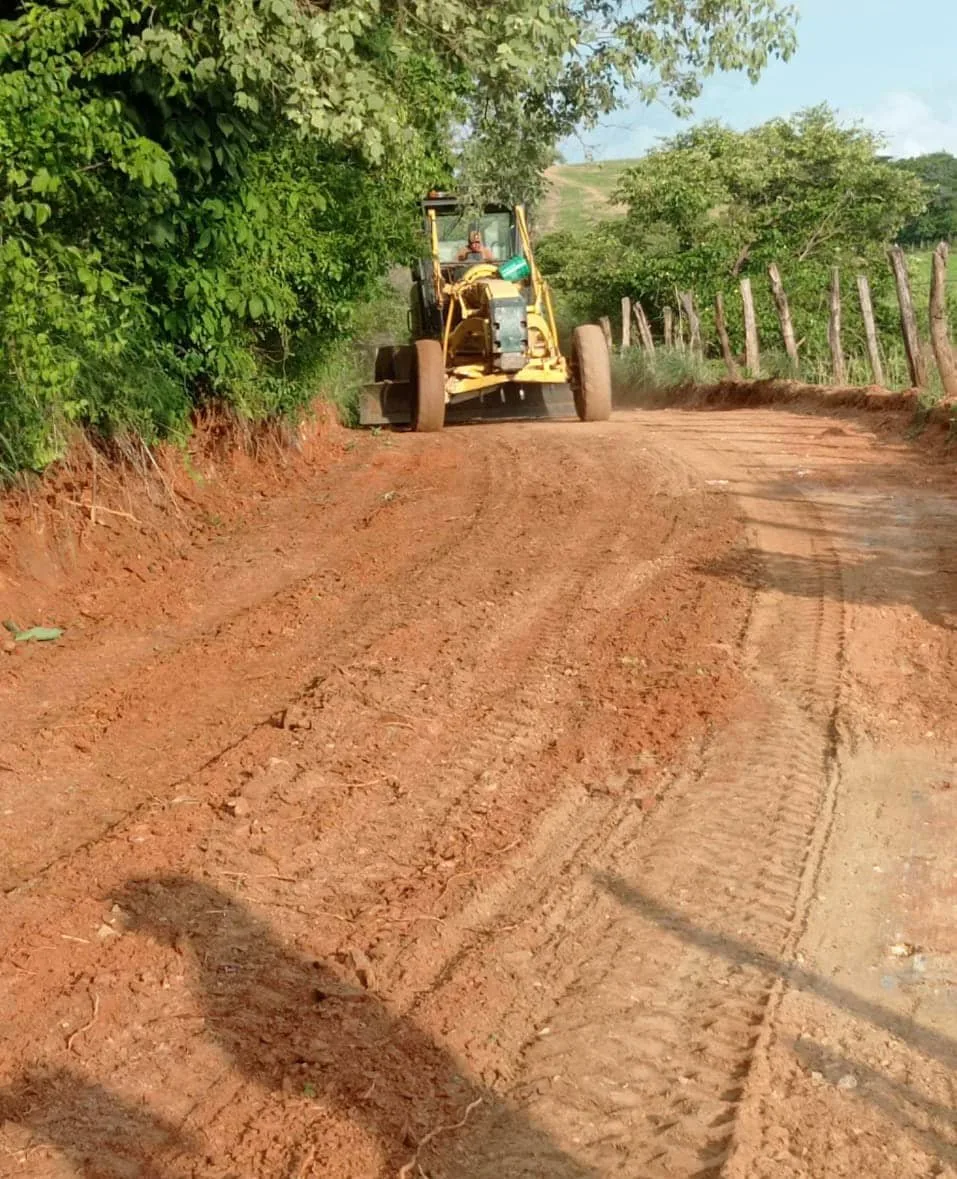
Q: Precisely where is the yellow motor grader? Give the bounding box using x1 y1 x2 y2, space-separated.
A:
359 194 611 430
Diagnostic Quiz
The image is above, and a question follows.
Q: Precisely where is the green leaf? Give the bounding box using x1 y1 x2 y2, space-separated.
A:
13 626 63 643
148 219 175 247
247 294 265 319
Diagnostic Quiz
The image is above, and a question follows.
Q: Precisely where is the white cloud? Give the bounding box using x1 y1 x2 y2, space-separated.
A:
850 91 957 158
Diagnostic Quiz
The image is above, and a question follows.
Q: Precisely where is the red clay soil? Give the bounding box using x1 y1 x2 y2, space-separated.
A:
0 403 955 1178
628 375 957 442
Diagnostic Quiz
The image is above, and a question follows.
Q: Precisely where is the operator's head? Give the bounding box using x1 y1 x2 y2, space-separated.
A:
468 229 483 249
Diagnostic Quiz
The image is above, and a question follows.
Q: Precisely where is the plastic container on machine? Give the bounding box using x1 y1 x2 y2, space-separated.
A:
498 255 531 283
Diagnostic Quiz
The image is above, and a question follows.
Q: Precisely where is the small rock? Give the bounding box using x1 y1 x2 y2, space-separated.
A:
836 1073 858 1092
109 904 131 930
225 796 251 818
349 947 376 991
810 1070 824 1083
96 923 120 940
640 794 658 813
889 942 915 958
281 705 313 731
2 639 16 654
74 738 92 753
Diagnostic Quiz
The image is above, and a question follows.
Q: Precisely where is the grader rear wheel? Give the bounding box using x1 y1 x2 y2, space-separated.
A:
413 339 446 432
571 324 612 422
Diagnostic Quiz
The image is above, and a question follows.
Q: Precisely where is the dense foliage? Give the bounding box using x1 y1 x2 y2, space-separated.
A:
539 108 926 371
895 152 957 247
0 0 797 473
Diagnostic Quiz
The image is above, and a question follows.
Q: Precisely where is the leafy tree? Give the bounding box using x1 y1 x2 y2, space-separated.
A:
0 0 798 472
895 153 957 246
541 107 925 368
460 0 799 205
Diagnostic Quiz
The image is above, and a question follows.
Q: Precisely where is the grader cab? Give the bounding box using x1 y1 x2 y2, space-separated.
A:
359 195 611 431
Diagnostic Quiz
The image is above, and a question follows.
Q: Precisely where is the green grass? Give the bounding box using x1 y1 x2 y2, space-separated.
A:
612 346 726 399
902 247 957 327
611 342 946 406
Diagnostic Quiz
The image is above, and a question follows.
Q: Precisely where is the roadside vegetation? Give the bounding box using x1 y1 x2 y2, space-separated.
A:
543 131 956 396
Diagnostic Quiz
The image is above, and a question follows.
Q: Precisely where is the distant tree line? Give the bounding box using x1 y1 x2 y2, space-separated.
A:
894 152 957 246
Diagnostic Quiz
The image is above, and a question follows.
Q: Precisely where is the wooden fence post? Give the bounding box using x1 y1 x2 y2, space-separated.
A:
856 274 884 387
714 292 739 378
740 278 760 376
663 306 674 349
633 301 655 353
888 245 927 388
767 263 799 369
599 315 613 352
679 291 703 357
930 241 957 401
828 267 846 385
620 296 631 352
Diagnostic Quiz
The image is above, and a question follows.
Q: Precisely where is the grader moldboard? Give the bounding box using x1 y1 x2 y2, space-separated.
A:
359 194 612 431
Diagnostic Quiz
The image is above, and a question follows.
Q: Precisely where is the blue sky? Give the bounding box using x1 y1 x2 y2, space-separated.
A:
562 0 957 162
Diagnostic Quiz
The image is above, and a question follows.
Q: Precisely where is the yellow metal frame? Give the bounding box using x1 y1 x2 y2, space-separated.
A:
425 203 568 402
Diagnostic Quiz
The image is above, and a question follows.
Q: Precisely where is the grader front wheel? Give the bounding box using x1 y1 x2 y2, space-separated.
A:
413 339 446 432
571 324 612 422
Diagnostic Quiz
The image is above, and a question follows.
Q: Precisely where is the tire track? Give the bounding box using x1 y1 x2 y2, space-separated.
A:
1 430 670 898
0 414 778 1179
380 469 732 1014
0 435 525 891
420 446 848 1177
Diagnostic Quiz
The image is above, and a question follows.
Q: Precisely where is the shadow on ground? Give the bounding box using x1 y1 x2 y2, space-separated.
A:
596 872 957 1167
2 876 597 1178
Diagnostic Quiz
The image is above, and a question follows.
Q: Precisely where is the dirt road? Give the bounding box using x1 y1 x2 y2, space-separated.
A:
1 406 955 1178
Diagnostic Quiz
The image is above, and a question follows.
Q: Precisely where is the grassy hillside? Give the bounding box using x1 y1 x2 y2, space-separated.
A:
540 159 636 234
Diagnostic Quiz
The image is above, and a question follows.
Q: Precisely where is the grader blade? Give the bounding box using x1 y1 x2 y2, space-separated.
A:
358 381 413 427
359 381 576 428
443 384 576 422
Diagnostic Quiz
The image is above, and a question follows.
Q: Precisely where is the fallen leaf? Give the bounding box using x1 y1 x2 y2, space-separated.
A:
13 626 63 643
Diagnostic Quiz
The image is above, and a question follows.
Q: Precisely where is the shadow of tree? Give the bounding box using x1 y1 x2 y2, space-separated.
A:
89 874 598 1179
595 872 957 1071
701 543 956 630
0 1066 195 1178
595 872 957 1165
794 1039 957 1165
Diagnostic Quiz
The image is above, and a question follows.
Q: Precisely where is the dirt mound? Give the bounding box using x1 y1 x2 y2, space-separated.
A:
0 407 346 630
617 375 956 441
